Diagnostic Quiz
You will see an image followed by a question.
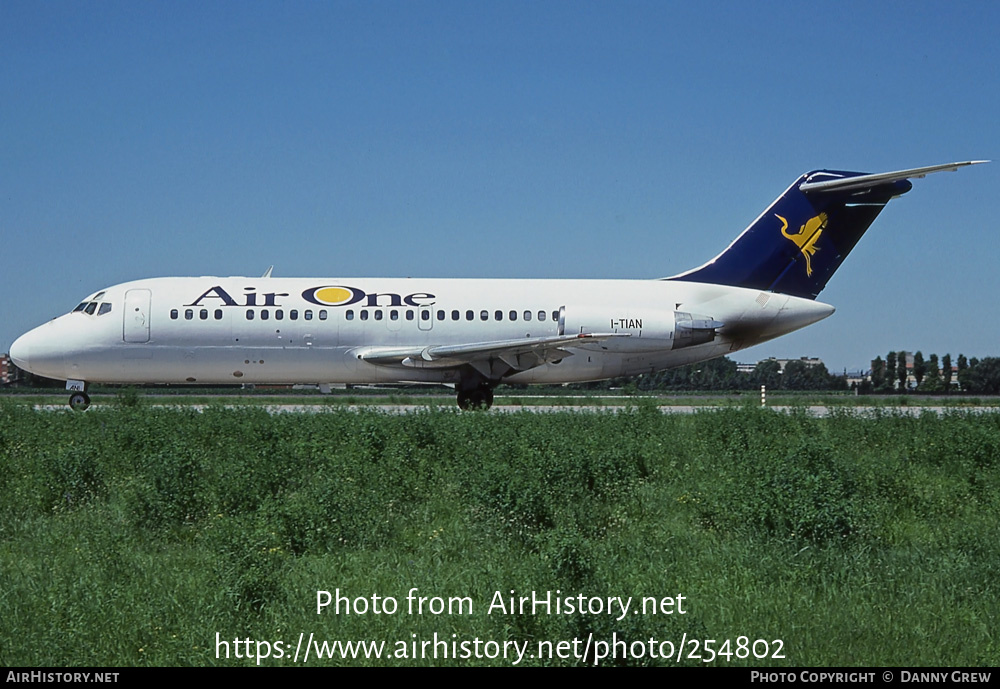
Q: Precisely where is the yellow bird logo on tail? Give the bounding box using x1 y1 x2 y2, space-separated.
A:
777 212 827 277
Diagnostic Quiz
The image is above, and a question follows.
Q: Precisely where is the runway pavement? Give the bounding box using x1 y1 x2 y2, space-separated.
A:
27 402 999 416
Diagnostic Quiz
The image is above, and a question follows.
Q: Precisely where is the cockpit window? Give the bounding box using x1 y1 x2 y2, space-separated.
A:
73 290 110 315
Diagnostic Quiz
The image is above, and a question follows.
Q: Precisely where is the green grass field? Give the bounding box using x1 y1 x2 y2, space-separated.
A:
1 402 997 666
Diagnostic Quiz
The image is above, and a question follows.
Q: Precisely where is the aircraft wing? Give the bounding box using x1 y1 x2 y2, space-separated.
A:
356 332 629 377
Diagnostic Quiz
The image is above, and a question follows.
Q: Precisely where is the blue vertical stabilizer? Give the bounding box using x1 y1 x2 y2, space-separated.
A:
666 162 985 299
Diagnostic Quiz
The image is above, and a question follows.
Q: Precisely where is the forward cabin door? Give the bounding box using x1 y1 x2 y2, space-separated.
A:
123 289 151 343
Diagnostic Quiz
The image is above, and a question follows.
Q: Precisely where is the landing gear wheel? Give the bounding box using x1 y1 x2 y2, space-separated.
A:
69 392 91 411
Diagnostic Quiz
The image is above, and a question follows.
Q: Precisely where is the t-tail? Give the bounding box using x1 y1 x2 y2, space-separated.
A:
667 161 987 299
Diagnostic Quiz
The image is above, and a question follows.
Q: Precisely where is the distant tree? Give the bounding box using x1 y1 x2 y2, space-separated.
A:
687 356 743 391
827 367 848 391
638 356 754 391
782 360 845 391
870 356 886 390
921 353 942 393
913 351 925 388
897 353 908 392
962 358 1000 394
957 354 969 391
18 371 62 388
752 359 782 390
782 360 811 390
885 351 897 392
942 353 953 393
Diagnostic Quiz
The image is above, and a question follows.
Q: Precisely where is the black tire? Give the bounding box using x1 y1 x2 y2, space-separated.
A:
69 392 91 411
457 388 493 410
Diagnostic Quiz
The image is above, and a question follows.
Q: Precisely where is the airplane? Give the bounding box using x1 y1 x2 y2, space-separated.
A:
9 160 986 411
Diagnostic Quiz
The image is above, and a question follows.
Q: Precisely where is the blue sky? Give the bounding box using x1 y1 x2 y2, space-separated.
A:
3 1 997 373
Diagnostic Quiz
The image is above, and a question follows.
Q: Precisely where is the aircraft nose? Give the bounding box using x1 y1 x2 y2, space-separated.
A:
9 332 31 372
9 324 67 380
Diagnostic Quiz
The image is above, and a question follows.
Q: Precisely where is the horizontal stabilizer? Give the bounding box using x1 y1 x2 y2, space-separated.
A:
799 161 988 194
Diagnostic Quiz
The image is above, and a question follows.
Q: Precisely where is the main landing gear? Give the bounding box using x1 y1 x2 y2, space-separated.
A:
456 380 495 410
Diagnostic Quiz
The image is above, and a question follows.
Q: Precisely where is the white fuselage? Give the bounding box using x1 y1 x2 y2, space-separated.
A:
10 276 834 389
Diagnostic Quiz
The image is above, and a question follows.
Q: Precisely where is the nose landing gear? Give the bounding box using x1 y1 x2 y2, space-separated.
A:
66 380 90 411
68 392 91 411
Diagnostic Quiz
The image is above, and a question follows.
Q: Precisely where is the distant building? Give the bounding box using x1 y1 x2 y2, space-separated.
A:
766 357 824 373
846 372 868 388
736 357 826 374
1 353 21 385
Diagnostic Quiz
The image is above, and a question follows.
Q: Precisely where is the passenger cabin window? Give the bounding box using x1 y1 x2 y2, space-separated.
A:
523 310 532 321
407 310 415 321
538 310 546 321
261 310 269 321
346 310 355 321
495 310 503 321
509 310 517 321
451 310 459 321
552 310 559 322
305 310 313 320
360 310 369 321
319 310 327 320
437 310 445 321
390 310 398 321
480 310 488 321
247 310 255 320
374 310 383 321
185 309 194 320
290 310 298 320
466 310 474 321
215 309 223 320
276 309 284 320
170 309 179 320
421 310 430 321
